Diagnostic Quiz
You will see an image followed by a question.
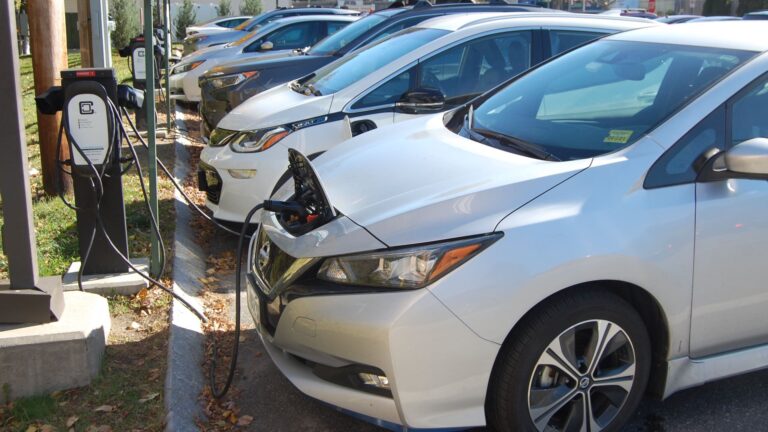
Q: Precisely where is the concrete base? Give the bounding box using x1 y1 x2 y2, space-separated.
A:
0 291 111 401
62 258 149 296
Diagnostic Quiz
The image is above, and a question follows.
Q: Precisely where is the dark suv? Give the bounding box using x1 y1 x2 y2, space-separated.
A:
197 2 552 137
183 7 361 56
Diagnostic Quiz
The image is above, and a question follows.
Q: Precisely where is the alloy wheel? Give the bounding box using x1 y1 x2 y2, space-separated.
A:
527 319 636 432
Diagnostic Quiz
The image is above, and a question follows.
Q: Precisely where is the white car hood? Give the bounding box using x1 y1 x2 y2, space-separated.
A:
312 114 592 247
217 85 334 131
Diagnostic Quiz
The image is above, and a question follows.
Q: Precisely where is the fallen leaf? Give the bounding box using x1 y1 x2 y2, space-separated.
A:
237 415 254 426
40 425 55 432
66 416 79 427
137 288 148 300
94 404 114 412
138 392 160 403
25 426 37 432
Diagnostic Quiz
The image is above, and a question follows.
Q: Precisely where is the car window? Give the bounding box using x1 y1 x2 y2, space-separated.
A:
471 40 754 161
645 75 768 188
731 78 768 146
365 16 433 45
220 18 247 28
326 21 349 36
304 28 449 95
645 107 725 188
246 22 320 52
354 31 532 110
549 30 606 56
309 14 388 55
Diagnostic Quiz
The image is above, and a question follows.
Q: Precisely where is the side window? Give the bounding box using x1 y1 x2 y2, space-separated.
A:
645 75 768 189
730 78 768 146
221 18 246 28
420 31 532 106
645 106 725 189
549 30 605 56
257 22 319 51
353 69 415 109
326 21 348 36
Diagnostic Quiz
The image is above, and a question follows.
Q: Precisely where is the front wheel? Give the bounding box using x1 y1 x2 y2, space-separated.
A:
486 290 651 432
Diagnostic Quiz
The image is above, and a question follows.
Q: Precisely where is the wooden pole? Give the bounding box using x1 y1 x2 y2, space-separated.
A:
28 0 72 196
77 0 93 67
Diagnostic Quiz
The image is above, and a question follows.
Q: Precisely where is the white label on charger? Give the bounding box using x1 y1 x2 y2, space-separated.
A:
133 47 146 80
67 94 109 167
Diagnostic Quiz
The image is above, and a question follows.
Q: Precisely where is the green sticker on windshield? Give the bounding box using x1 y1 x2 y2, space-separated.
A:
604 130 634 144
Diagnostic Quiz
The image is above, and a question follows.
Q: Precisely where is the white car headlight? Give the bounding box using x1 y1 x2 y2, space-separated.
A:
229 127 290 153
173 60 204 75
317 234 501 289
210 71 259 89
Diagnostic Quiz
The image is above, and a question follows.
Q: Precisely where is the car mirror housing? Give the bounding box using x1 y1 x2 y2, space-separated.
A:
725 137 768 176
697 138 768 182
260 41 274 51
395 88 445 115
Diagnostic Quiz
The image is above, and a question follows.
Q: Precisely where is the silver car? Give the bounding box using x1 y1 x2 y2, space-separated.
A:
248 21 768 432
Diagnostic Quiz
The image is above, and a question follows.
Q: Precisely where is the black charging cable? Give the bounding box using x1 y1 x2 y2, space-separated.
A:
209 202 263 399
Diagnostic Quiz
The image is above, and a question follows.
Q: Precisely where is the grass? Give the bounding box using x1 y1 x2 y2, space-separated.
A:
0 50 179 431
0 50 173 278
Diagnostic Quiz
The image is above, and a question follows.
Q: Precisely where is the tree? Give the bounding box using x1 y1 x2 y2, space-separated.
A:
174 0 197 41
216 0 233 16
240 0 262 16
110 0 141 49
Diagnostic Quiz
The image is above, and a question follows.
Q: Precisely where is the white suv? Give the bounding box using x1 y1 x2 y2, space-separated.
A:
199 13 658 223
248 21 768 431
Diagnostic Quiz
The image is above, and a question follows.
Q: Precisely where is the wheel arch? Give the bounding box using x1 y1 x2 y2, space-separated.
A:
487 280 670 403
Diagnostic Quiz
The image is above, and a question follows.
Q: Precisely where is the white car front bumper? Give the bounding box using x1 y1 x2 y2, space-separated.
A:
246 274 501 429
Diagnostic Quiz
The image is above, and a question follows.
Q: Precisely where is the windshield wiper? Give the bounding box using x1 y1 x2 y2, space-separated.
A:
471 126 561 162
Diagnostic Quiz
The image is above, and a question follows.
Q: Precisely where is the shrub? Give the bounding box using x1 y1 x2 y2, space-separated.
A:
174 0 197 41
111 0 141 49
240 0 262 16
216 0 233 16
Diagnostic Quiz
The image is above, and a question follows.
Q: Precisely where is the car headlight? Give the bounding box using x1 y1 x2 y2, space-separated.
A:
317 234 501 289
173 60 204 75
210 71 259 89
209 128 238 147
229 127 290 153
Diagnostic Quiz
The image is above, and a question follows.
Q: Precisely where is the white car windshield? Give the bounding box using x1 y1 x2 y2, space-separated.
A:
300 28 449 96
308 13 389 56
468 40 755 160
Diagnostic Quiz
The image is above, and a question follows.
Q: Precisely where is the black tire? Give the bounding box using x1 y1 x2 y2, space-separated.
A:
486 289 651 432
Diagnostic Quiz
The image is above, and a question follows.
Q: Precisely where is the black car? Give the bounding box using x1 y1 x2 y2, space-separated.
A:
197 1 552 137
183 7 361 56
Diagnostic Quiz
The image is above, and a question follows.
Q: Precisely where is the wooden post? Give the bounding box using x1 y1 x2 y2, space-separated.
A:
27 0 72 196
77 0 93 67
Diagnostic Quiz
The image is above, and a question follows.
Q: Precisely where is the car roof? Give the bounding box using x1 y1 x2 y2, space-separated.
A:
267 7 359 15
417 12 659 32
261 14 360 24
607 21 768 51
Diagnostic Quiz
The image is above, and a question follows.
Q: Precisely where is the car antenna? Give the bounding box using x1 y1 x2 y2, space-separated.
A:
412 0 433 9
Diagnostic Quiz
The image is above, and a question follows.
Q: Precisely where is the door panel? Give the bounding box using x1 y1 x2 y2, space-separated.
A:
690 75 768 358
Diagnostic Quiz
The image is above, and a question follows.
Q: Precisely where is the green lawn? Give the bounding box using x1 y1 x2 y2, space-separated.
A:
0 50 175 279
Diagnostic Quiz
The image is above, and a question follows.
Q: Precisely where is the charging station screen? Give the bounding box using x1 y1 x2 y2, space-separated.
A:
133 47 147 81
67 94 110 167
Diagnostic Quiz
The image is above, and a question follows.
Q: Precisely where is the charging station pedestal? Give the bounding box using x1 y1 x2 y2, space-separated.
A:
61 69 130 275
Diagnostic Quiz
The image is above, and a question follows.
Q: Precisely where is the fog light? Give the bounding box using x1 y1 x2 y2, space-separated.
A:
358 372 390 389
228 169 257 179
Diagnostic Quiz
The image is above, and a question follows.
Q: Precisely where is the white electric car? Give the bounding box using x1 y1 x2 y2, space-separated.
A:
247 21 768 432
169 15 358 102
199 13 658 223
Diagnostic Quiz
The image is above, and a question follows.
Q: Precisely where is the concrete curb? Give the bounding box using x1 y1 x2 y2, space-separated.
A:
165 109 207 432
